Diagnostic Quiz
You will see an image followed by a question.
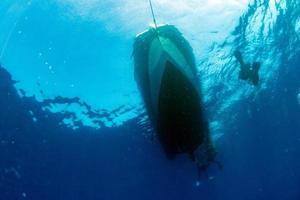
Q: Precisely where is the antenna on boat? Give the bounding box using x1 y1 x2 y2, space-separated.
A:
148 0 158 29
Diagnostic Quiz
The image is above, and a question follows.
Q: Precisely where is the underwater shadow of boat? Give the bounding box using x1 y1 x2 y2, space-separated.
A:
133 25 218 172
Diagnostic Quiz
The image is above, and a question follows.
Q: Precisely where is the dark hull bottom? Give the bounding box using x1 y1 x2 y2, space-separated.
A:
157 61 207 158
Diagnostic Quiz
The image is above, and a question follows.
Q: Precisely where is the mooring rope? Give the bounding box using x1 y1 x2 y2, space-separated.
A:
148 0 163 45
148 0 158 29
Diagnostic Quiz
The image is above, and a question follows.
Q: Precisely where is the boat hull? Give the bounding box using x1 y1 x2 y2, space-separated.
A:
133 25 210 158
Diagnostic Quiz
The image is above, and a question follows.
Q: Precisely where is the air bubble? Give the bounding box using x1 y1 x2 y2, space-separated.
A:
22 192 27 198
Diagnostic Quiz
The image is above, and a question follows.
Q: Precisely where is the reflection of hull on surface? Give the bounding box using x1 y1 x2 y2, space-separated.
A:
133 25 212 159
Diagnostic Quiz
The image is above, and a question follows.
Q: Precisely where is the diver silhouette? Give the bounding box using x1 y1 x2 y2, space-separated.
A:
189 141 223 180
234 50 261 86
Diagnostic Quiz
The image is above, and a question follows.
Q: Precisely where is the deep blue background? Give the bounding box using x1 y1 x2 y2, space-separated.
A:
0 52 299 200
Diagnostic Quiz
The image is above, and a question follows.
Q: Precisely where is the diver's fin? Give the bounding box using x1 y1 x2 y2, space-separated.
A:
252 76 259 86
234 50 245 66
252 62 261 71
196 163 209 180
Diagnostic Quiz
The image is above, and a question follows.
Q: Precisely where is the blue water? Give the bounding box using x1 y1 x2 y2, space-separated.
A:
0 0 300 199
